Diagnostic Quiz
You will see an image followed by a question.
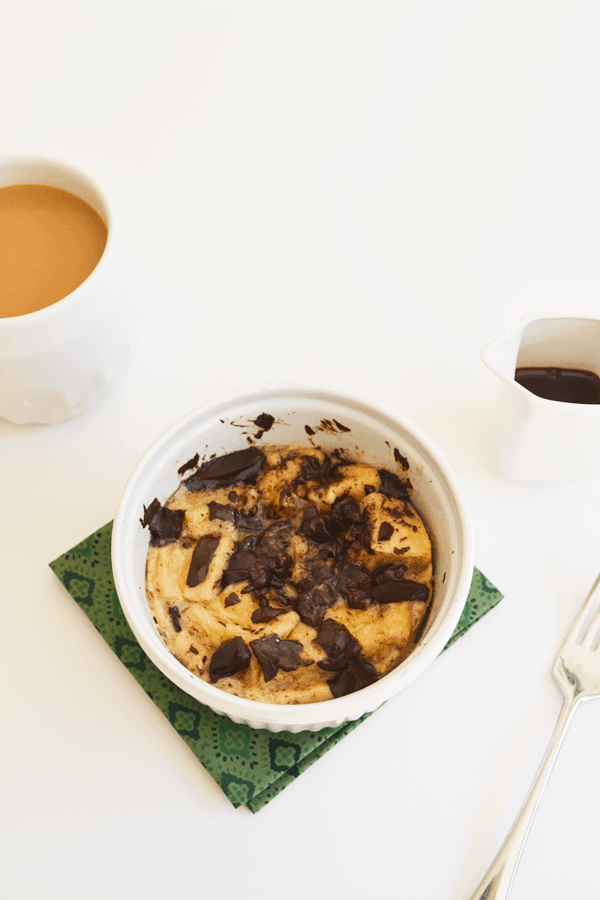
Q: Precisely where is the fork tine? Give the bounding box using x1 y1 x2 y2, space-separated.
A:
570 571 600 645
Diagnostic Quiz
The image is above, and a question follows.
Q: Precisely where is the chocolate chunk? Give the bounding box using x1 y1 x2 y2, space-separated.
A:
189 645 199 654
304 424 315 436
316 619 362 671
371 580 429 602
251 605 288 623
177 452 199 476
336 562 372 609
394 448 410 471
186 535 221 587
208 501 264 533
141 498 185 547
300 506 337 543
222 549 256 585
253 413 275 438
331 495 362 531
372 564 407 585
256 523 289 558
184 447 266 491
377 522 394 542
208 501 237 524
328 660 378 698
248 560 272 590
268 551 293 580
237 515 264 533
168 606 182 632
208 636 251 682
250 634 313 682
295 584 336 628
224 592 240 607
378 469 410 501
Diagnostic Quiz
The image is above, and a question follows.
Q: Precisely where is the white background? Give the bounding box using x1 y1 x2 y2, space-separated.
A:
2 2 600 898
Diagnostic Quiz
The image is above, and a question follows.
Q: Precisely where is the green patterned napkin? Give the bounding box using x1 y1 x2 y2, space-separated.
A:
49 523 502 812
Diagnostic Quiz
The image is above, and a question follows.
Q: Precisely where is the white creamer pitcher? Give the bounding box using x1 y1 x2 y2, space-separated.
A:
481 312 600 482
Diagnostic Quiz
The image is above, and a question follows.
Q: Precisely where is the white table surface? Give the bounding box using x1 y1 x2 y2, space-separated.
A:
2 3 600 898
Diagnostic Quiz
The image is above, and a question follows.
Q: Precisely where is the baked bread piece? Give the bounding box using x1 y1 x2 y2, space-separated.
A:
143 444 433 704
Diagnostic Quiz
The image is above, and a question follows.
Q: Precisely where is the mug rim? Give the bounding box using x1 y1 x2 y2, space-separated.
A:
0 154 114 329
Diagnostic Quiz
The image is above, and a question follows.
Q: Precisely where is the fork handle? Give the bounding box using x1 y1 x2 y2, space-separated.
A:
467 696 579 900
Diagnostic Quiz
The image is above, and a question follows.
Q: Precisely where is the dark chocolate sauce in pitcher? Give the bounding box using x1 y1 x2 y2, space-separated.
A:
515 367 600 404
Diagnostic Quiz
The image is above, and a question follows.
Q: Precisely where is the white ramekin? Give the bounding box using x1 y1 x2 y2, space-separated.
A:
112 384 473 732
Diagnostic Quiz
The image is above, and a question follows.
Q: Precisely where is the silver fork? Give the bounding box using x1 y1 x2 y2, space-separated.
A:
468 571 600 900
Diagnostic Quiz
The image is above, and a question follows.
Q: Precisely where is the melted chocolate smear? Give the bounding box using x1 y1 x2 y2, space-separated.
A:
295 584 336 628
177 452 200 476
251 605 288 623
224 592 240 607
250 634 312 682
319 419 338 434
209 636 251 682
141 499 185 547
305 424 315 436
168 606 182 632
329 660 379 698
184 447 266 491
316 619 362 671
393 448 410 471
333 419 351 433
378 469 409 501
186 535 221 587
378 522 394 542
371 580 429 602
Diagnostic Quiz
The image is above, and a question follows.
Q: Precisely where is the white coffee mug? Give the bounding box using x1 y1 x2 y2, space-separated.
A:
0 156 136 425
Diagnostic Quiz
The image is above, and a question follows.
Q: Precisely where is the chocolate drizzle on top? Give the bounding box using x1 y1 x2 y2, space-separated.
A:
141 499 184 547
